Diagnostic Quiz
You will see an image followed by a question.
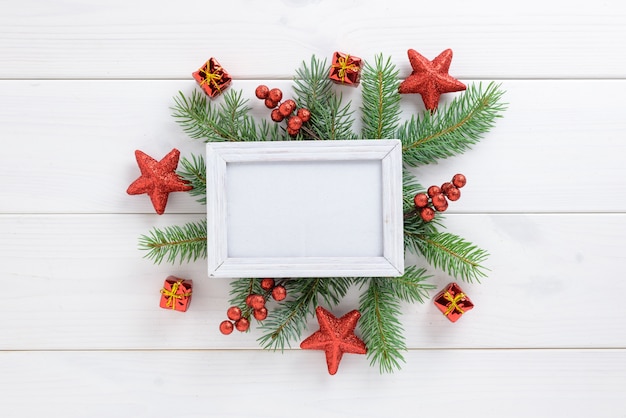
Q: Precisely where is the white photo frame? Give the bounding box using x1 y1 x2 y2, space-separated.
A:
206 140 404 278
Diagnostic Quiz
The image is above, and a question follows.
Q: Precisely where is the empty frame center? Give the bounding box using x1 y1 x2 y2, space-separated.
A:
226 160 383 258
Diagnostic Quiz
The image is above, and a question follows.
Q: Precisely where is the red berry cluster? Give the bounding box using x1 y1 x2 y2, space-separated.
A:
413 174 467 222
255 85 311 136
219 278 287 335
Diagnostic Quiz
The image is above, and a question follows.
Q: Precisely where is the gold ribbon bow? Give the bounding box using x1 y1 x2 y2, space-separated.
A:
199 62 224 92
332 55 358 82
443 290 466 316
160 280 192 309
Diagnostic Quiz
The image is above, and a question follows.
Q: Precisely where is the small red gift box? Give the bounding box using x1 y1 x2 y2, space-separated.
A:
159 276 193 312
433 282 473 322
192 57 232 98
329 52 362 86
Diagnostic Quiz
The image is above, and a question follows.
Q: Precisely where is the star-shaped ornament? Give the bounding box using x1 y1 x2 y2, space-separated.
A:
300 306 367 375
127 148 192 214
398 48 466 111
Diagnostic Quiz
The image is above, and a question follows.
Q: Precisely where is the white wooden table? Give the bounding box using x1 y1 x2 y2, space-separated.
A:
1 1 625 416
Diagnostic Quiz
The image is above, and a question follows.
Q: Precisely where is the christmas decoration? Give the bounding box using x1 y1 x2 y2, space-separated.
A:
300 306 367 375
329 51 362 86
398 48 466 111
127 149 192 215
159 276 193 312
192 57 232 98
433 282 474 322
134 52 507 373
408 173 467 222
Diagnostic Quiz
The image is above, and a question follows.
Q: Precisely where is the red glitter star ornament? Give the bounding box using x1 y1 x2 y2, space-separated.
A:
127 148 192 214
398 48 466 111
300 306 367 375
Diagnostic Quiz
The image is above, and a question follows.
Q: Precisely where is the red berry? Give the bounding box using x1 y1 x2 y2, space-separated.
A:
268 88 283 103
446 186 461 201
431 193 447 208
264 98 277 109
260 278 275 291
227 306 242 321
279 100 296 117
427 185 441 197
245 294 254 306
433 199 449 212
297 108 311 123
413 193 429 208
253 307 268 321
248 294 265 310
452 174 467 188
219 320 234 335
270 108 284 122
441 182 454 195
287 116 303 130
420 207 435 222
255 85 269 100
235 317 250 332
272 285 287 301
287 127 300 136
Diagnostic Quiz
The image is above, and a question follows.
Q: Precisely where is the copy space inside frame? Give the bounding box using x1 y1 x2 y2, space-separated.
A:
226 159 383 258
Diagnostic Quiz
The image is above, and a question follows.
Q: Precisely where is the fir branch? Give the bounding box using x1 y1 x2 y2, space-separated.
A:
177 153 206 205
356 278 406 373
257 278 352 351
405 230 488 283
355 268 433 373
360 54 401 139
293 56 356 140
138 219 207 264
400 82 507 167
171 89 260 142
402 169 425 213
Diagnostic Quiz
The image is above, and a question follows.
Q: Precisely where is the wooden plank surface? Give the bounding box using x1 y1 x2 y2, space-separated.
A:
1 0 625 79
2 0 626 416
1 80 625 213
1 349 624 418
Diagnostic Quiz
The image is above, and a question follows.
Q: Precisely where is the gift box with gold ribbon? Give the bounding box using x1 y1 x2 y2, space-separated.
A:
159 276 193 312
192 57 232 98
433 282 473 322
329 52 362 86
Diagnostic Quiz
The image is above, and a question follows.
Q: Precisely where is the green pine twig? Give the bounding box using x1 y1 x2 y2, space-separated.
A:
177 153 206 205
400 82 507 167
360 54 401 139
139 219 207 264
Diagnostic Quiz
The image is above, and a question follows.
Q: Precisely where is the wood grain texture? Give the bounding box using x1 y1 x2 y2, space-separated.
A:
2 0 626 415
1 0 625 79
1 80 626 213
1 350 624 418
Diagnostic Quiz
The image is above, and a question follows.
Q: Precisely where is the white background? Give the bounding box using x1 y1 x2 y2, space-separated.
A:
1 1 625 417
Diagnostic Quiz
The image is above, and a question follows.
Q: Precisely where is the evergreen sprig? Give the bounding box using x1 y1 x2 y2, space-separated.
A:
400 82 506 167
139 219 207 264
293 56 356 140
177 153 206 205
404 229 488 283
171 89 261 142
360 54 401 139
257 278 352 351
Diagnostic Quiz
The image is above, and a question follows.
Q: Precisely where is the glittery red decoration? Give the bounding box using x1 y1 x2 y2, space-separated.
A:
300 306 367 375
433 282 474 322
398 49 466 111
192 57 232 98
329 52 362 86
159 276 193 312
127 148 192 215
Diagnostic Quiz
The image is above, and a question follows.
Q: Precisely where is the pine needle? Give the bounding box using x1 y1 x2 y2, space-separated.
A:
138 219 207 264
360 54 401 139
400 82 507 167
177 153 206 205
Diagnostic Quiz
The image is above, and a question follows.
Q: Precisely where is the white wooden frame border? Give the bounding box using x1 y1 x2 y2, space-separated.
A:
206 140 404 278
